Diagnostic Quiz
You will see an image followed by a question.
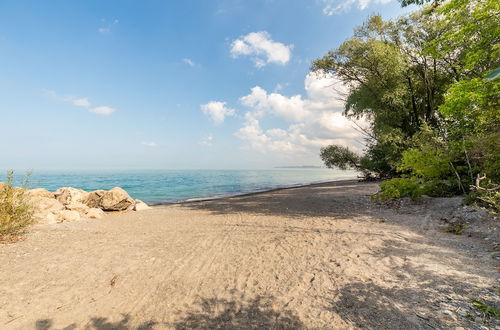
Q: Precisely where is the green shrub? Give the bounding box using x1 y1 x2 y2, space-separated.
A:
0 171 35 238
467 190 500 214
373 178 423 200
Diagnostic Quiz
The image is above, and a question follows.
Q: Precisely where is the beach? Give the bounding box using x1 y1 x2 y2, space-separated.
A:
1 180 498 329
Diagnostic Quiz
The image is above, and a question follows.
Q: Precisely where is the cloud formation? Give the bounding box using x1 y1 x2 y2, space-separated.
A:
201 101 235 124
321 0 393 15
200 134 214 147
43 89 116 116
99 19 119 34
182 58 196 67
235 72 366 154
230 31 292 68
89 106 116 116
141 141 158 147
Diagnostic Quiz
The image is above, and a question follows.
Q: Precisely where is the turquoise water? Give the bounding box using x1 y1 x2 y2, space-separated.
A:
3 169 358 204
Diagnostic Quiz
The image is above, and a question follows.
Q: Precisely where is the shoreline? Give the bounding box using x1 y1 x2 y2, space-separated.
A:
152 177 362 205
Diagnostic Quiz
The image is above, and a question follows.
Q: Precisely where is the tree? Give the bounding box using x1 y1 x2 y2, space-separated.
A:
313 12 452 177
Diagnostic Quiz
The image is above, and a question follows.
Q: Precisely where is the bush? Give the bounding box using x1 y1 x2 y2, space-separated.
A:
373 178 423 200
0 171 36 238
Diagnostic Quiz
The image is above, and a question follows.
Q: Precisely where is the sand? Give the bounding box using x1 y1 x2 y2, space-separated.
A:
0 180 498 329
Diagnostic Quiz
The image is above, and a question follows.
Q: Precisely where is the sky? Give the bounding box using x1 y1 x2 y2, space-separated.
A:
0 0 413 170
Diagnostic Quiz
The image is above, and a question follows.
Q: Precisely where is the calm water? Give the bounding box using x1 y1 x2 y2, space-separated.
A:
3 169 358 204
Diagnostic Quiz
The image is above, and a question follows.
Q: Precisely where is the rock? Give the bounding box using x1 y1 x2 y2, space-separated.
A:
100 187 134 211
57 210 81 222
84 190 106 208
55 187 89 206
31 196 65 215
134 200 150 211
85 208 105 219
0 182 5 191
65 202 90 215
43 212 59 225
27 188 54 199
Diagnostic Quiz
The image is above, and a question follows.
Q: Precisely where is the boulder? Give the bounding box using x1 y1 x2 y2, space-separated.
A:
134 200 150 211
54 187 89 206
65 202 90 215
84 190 106 208
57 210 81 222
0 182 5 191
85 208 105 219
41 212 59 225
27 188 54 199
99 187 134 211
31 196 65 215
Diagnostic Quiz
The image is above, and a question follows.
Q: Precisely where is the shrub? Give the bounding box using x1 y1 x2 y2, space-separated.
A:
373 178 423 200
0 170 36 238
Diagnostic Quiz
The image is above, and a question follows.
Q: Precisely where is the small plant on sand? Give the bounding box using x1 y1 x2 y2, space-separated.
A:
0 170 35 239
444 224 466 235
472 299 500 318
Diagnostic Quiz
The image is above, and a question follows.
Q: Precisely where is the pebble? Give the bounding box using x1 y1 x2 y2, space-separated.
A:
474 317 483 323
443 309 453 316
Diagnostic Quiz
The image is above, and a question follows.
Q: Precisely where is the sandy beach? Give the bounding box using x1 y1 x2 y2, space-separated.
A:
1 180 498 329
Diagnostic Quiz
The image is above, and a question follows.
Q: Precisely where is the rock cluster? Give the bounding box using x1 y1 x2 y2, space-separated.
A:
26 186 150 224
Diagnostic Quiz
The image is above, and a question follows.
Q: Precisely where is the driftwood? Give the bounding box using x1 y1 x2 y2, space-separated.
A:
470 174 500 192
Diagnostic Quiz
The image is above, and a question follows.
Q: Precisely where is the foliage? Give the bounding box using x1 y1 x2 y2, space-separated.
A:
0 171 35 238
320 145 362 171
400 0 441 7
472 299 500 317
314 0 499 209
444 224 466 235
373 178 423 200
313 11 454 178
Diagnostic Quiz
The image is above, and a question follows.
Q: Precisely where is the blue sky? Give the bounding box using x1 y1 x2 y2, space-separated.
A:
0 0 411 170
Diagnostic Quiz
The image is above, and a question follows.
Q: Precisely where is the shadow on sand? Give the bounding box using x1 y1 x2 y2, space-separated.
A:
179 180 379 219
35 295 304 330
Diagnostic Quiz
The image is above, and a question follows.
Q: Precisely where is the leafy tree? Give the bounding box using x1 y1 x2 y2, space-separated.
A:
316 0 499 210
313 12 452 177
320 145 362 171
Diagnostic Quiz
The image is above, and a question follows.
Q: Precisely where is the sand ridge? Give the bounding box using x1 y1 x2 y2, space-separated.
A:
0 180 498 329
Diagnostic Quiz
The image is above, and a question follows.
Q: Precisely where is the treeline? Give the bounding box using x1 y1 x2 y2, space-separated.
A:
314 0 499 210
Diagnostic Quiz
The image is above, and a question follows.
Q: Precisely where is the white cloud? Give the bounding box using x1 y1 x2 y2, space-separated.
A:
235 72 367 154
43 89 91 108
182 58 195 67
320 0 394 15
89 106 116 116
141 141 157 147
72 98 91 107
200 134 214 147
201 101 235 125
230 31 292 67
99 19 119 34
44 89 116 116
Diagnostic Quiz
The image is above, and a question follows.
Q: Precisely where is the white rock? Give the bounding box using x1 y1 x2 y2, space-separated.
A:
85 208 105 219
134 200 150 211
57 210 81 222
31 196 65 215
54 187 89 206
27 188 54 199
43 212 59 225
100 187 134 211
65 202 90 215
84 190 106 208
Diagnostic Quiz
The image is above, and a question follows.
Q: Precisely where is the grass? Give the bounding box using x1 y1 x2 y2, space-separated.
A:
0 170 36 239
444 223 466 235
472 299 500 318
